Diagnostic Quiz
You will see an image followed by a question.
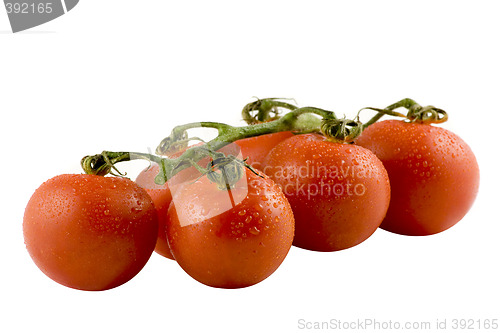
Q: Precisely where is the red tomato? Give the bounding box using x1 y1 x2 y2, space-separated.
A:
137 134 293 261
234 131 294 170
166 168 294 288
263 133 391 252
23 174 158 291
136 145 227 259
136 164 175 259
355 120 480 235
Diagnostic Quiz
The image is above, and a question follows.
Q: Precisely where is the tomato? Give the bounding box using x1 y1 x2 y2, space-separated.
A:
136 144 230 260
263 133 391 252
355 119 480 235
136 164 175 259
23 174 158 291
137 133 293 262
234 131 294 170
166 168 294 288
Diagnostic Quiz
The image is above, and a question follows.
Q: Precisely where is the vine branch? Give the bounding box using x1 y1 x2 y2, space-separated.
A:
81 98 447 186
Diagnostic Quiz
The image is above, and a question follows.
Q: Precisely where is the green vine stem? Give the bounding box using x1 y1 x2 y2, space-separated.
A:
81 98 446 185
359 98 448 126
155 106 332 158
82 105 330 185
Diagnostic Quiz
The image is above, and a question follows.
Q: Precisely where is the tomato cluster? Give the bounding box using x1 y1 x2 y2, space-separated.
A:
23 100 480 291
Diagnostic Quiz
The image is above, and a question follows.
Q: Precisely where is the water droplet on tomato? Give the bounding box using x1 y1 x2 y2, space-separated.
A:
249 226 261 235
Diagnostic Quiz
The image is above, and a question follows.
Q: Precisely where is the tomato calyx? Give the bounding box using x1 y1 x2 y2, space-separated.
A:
320 116 363 143
81 151 131 177
206 154 261 190
241 97 298 125
155 128 195 156
406 103 448 124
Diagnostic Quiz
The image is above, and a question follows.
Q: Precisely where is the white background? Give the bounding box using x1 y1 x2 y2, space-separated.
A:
1 1 499 332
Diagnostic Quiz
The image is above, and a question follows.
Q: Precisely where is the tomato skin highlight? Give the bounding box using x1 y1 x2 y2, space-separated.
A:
166 169 294 289
355 120 480 236
263 133 391 252
23 174 158 291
